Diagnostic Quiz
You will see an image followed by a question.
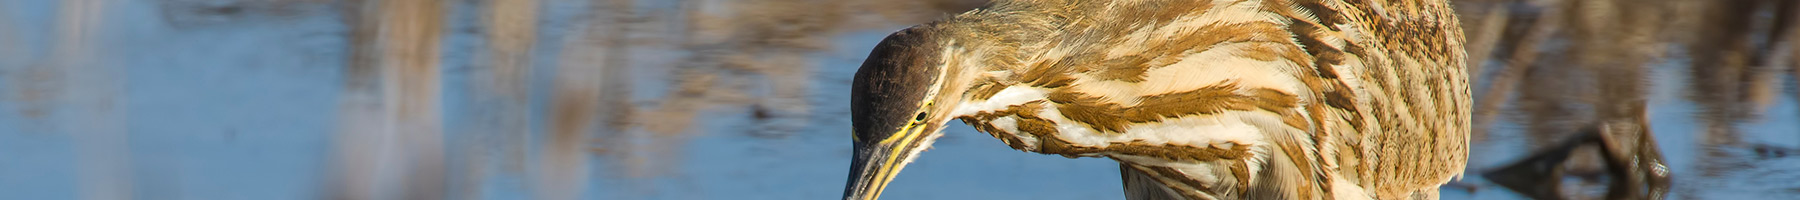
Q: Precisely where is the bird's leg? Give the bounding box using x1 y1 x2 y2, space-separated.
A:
1482 130 1597 200
1593 120 1671 200
1484 121 1673 200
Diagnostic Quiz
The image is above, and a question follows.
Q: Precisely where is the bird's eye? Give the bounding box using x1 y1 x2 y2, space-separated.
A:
914 112 928 121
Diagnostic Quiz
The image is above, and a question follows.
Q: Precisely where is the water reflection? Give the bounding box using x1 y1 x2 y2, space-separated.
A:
0 0 1797 199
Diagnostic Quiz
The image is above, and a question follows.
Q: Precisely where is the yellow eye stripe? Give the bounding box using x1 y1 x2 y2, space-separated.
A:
859 96 933 143
877 99 933 144
857 93 938 198
876 119 917 144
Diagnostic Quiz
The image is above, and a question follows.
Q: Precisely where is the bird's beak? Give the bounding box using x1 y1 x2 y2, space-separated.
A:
843 123 935 200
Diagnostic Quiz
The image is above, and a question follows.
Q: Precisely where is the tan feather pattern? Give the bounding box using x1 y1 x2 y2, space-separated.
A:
919 0 1468 199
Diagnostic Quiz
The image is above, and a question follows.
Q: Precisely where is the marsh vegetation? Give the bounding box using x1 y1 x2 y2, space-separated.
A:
0 0 1796 199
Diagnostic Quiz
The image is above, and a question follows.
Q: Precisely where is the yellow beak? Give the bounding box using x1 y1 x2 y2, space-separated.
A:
842 123 934 200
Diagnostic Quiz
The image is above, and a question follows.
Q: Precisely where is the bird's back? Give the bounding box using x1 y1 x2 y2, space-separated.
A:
939 0 1467 199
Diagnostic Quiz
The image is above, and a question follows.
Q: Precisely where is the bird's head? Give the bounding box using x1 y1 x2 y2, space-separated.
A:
842 26 977 200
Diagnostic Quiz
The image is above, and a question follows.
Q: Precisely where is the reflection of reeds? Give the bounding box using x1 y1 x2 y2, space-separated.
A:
1469 0 1800 198
586 0 988 184
1669 0 1800 197
533 0 634 198
0 9 14 63
456 0 539 198
0 4 24 100
55 0 135 199
327 0 382 196
0 6 55 123
1685 0 1757 181
329 0 448 199
1570 1 1673 198
1467 0 1561 144
564 1 986 198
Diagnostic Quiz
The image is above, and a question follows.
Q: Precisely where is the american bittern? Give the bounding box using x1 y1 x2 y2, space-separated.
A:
843 0 1469 199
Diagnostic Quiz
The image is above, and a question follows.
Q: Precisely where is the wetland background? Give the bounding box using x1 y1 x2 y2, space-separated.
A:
1 0 1798 199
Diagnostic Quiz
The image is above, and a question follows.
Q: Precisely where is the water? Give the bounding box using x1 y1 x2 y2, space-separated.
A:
1 0 1797 199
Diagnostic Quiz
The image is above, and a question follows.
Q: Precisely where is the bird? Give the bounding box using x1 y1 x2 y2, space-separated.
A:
841 0 1470 199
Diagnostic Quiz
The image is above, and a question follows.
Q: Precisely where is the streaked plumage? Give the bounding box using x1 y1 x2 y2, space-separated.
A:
843 0 1469 199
